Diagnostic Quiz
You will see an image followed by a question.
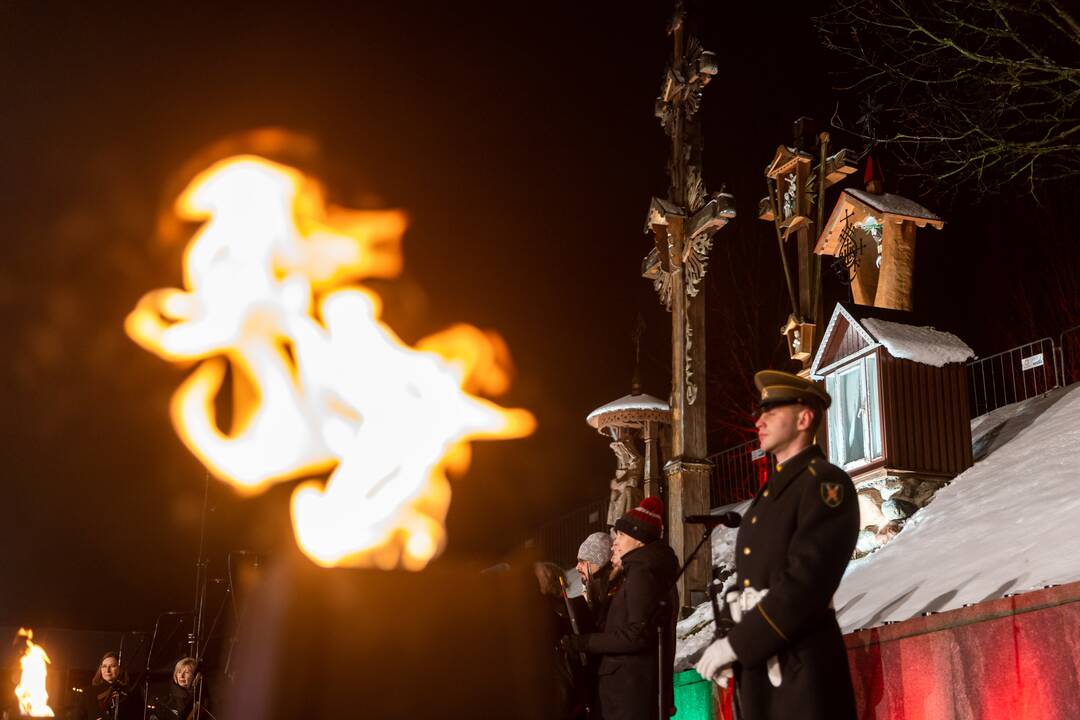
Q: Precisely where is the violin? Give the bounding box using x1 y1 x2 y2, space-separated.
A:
92 682 128 720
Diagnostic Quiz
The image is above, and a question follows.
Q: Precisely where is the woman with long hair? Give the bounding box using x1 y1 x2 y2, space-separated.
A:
78 651 134 720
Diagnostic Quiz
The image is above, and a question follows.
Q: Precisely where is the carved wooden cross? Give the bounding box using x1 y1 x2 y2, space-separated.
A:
639 2 735 609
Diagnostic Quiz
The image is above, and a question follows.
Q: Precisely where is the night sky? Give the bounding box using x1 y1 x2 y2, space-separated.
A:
2 2 1074 633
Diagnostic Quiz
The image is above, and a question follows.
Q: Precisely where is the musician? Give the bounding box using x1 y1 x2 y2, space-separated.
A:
575 531 619 630
156 657 209 720
534 562 591 720
77 651 137 720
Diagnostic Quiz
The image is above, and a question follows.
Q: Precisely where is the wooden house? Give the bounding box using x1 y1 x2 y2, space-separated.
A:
811 302 974 479
810 303 975 552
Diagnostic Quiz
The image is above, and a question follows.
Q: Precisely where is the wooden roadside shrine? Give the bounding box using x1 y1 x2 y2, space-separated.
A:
757 119 858 368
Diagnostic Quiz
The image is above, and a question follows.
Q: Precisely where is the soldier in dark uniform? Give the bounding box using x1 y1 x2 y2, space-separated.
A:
696 370 859 720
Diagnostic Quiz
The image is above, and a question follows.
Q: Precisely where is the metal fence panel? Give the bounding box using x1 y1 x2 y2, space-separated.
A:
708 439 767 507
968 337 1060 418
533 498 608 567
1060 325 1080 389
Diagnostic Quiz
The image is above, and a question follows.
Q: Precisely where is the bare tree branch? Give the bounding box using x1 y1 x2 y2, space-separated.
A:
817 0 1080 199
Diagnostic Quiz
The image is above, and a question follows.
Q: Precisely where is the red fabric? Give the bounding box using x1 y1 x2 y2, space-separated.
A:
712 582 1080 719
845 582 1080 719
753 454 770 488
718 684 734 720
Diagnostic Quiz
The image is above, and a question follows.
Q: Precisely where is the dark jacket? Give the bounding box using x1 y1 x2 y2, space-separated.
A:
725 444 859 720
75 681 139 720
545 594 592 720
584 562 618 630
579 540 679 720
156 682 193 720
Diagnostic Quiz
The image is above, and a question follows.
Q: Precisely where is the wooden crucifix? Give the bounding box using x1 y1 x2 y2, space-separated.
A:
640 2 734 609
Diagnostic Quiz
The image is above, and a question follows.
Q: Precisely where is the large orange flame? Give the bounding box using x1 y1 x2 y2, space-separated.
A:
15 628 55 717
126 155 534 569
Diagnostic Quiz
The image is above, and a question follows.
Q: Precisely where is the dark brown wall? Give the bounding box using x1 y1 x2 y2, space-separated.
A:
878 352 973 476
819 315 871 371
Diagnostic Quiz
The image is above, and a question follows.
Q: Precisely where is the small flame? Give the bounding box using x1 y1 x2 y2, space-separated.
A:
127 155 534 569
15 628 55 717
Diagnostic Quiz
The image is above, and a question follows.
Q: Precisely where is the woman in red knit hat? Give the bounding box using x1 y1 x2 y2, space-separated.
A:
563 496 680 720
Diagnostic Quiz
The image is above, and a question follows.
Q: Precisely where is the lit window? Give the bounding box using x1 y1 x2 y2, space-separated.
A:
826 356 883 470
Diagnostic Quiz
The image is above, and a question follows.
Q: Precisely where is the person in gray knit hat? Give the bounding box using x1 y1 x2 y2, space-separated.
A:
577 532 612 575
575 531 617 628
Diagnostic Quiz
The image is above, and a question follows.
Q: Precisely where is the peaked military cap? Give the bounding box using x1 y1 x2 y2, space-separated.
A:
754 370 831 410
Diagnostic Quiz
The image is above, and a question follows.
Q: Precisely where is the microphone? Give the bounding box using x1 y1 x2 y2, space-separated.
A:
684 512 742 529
232 550 264 567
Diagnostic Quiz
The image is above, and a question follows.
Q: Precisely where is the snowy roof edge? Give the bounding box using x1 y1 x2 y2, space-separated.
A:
861 318 974 367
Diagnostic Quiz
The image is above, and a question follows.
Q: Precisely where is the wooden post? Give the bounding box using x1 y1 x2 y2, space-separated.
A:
875 220 917 310
664 458 712 607
643 421 660 498
639 4 732 610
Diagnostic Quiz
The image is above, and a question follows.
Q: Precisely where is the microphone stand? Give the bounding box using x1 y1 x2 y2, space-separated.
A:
142 612 191 720
113 633 127 720
190 473 211 660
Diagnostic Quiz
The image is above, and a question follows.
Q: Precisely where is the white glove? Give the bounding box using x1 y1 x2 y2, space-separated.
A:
767 656 782 687
725 590 743 623
740 586 769 613
695 637 737 686
722 586 783 687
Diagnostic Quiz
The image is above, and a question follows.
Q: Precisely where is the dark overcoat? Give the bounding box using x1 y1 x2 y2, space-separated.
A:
725 444 860 720
580 540 679 720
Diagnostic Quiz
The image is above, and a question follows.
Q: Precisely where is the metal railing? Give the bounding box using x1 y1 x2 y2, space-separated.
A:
532 497 608 567
707 439 768 507
967 337 1062 418
1060 324 1080 389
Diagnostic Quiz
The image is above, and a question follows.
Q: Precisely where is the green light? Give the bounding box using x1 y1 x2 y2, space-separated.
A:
672 669 715 719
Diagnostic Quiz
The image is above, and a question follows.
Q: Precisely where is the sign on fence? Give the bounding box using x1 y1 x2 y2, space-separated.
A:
1021 353 1045 371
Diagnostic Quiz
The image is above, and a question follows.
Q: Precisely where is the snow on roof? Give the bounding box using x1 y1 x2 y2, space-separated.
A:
862 318 974 367
846 188 942 222
586 392 670 428
835 384 1080 631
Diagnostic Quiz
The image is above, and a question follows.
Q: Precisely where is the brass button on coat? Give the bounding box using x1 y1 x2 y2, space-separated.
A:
743 547 752 555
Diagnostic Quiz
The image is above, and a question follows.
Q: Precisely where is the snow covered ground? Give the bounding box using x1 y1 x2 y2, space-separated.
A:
836 383 1080 631
676 383 1080 667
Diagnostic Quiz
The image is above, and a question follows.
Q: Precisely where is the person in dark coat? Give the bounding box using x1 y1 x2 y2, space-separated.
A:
153 656 210 720
75 651 139 720
535 561 591 720
565 496 680 720
696 370 860 720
